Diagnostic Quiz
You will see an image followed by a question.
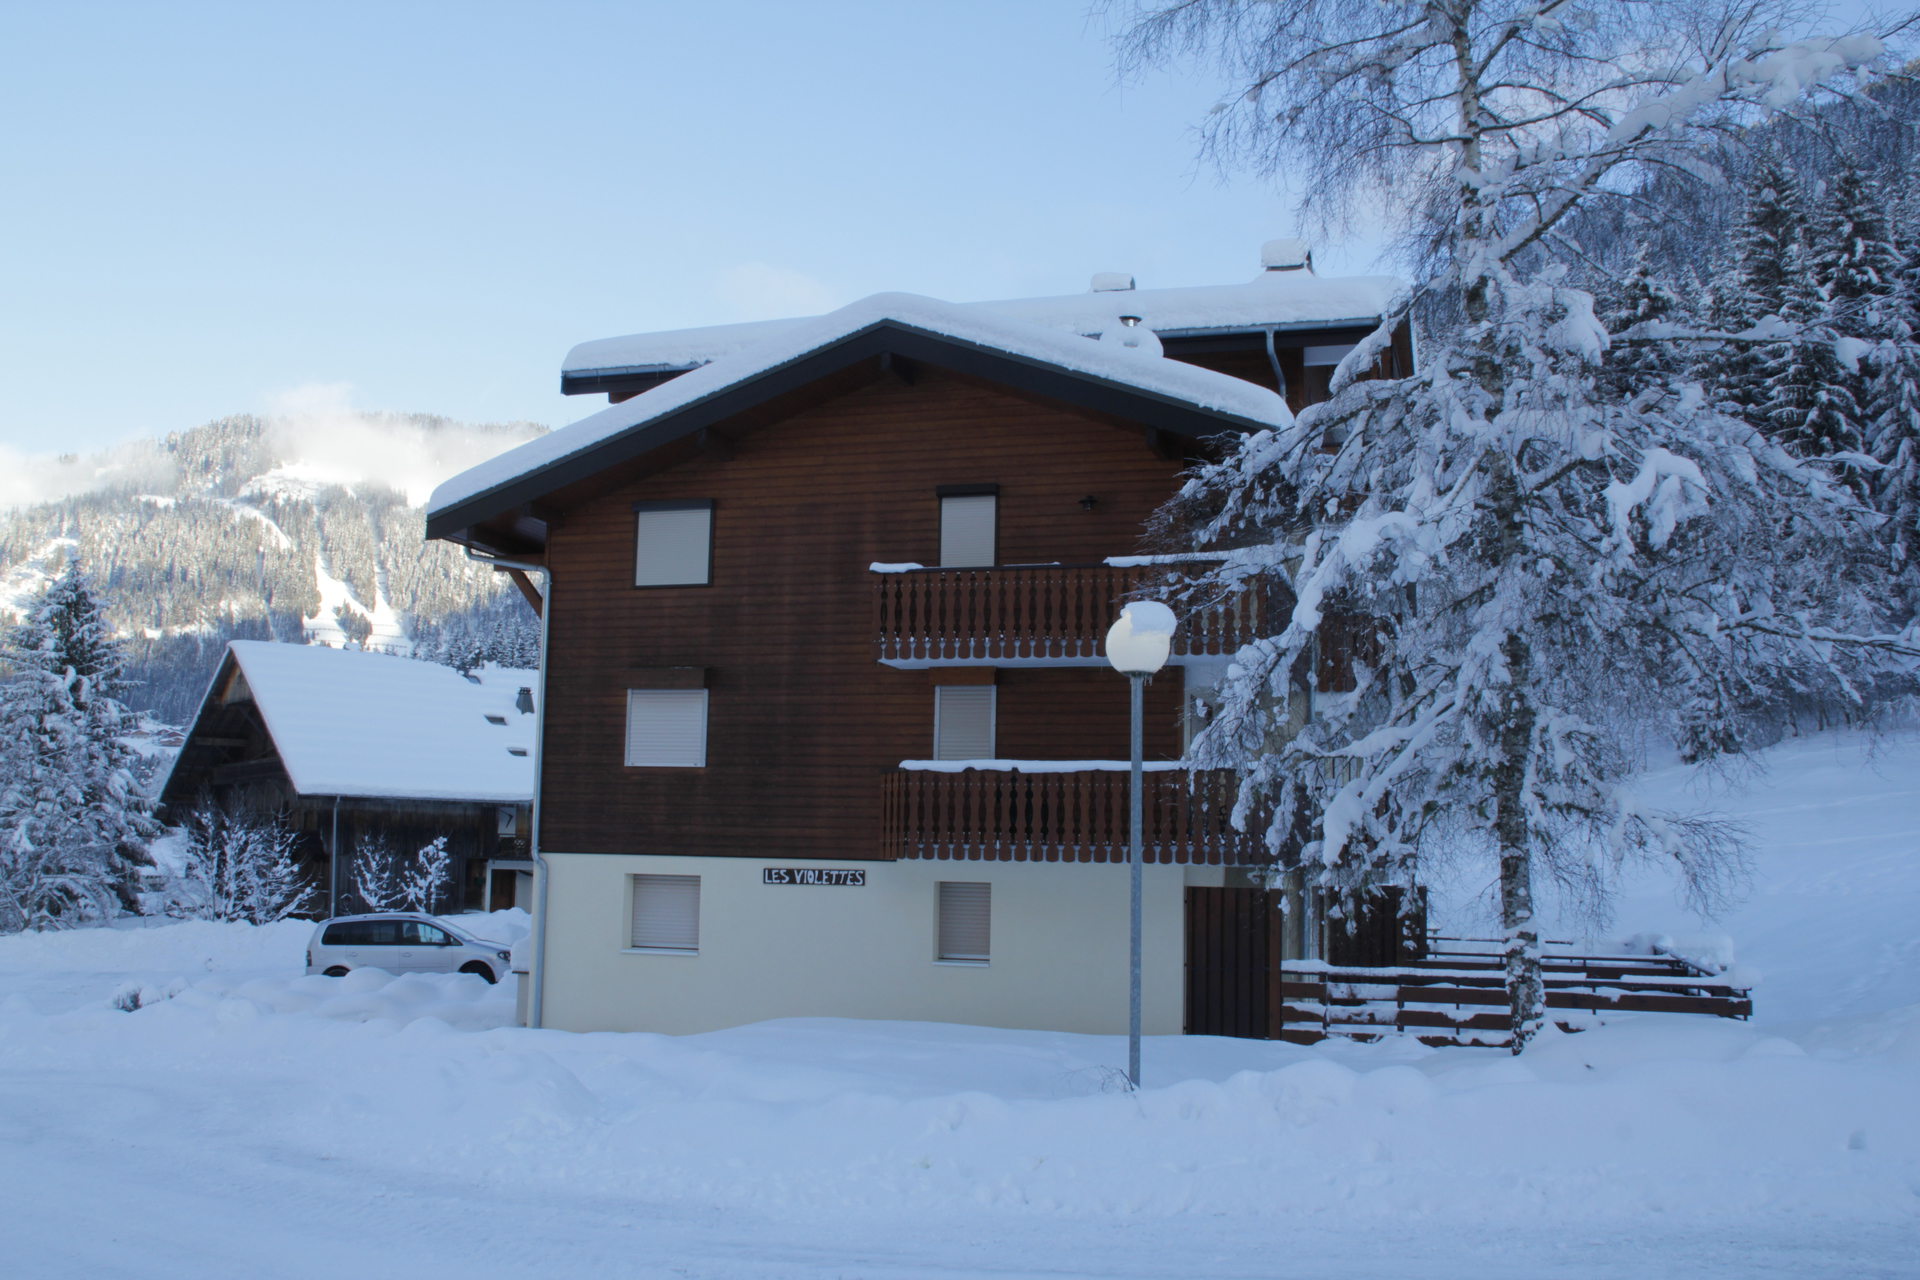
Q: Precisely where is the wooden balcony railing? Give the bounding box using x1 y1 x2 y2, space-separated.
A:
872 563 1276 664
881 765 1266 865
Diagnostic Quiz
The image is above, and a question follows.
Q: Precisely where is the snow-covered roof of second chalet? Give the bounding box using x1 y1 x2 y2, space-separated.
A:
194 641 536 804
564 268 1401 377
429 290 1304 520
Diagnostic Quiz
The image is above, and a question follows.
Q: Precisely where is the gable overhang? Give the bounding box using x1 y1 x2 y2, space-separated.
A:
429 318 1274 553
557 319 1388 400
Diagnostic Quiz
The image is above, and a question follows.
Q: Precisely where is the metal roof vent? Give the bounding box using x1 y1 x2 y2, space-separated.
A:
1098 314 1164 356
1090 272 1136 292
1261 239 1314 272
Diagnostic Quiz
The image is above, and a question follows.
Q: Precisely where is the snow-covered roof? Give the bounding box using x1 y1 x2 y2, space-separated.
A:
563 269 1401 378
430 291 1295 524
209 641 536 803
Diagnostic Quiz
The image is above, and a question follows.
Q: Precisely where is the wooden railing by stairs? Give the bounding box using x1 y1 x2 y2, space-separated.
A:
1278 938 1753 1048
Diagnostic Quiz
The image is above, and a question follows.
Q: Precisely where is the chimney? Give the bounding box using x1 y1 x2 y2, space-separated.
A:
1260 239 1314 273
1090 272 1136 292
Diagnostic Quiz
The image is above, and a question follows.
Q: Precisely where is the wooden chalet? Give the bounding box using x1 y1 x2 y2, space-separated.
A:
159 641 536 915
423 242 1751 1043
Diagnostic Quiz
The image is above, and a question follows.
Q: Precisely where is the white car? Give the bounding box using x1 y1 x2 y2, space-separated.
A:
306 912 513 984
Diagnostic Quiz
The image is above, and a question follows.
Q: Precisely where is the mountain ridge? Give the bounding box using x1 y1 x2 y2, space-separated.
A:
0 411 548 721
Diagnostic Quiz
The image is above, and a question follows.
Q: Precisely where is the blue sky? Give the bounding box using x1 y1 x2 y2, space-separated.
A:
0 1 1343 456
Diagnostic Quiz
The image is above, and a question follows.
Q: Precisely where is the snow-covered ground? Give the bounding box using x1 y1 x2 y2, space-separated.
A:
3 735 1918 1278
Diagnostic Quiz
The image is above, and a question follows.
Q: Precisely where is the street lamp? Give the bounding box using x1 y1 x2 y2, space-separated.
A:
1105 600 1176 1090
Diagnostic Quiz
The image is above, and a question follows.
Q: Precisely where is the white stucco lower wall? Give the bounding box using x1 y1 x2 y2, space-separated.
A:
536 852 1226 1036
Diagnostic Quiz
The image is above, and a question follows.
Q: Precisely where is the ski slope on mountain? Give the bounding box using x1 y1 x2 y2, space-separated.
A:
0 732 1915 1278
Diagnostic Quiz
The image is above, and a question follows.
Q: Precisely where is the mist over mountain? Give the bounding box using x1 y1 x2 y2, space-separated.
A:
0 409 548 722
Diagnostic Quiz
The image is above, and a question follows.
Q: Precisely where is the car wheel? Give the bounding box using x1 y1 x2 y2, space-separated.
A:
459 961 498 985
323 966 349 978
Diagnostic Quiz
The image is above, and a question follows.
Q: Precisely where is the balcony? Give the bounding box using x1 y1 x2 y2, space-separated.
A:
881 762 1266 865
872 561 1276 666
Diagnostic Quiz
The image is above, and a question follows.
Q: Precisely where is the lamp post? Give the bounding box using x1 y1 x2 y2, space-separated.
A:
1105 600 1176 1091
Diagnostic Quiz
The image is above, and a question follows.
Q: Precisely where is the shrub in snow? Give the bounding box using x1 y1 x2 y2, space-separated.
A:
349 832 452 914
165 805 314 925
0 559 158 931
350 833 402 913
398 836 452 914
1118 0 1908 1049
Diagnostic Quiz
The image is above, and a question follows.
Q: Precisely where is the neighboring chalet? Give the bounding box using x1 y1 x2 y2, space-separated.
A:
160 641 536 914
420 241 1433 1038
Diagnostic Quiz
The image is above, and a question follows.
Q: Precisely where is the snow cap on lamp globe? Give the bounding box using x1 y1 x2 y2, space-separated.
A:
1106 600 1176 675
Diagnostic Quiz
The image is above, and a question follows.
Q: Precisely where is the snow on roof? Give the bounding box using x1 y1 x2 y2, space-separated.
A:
563 269 1401 377
216 641 535 803
430 291 1294 521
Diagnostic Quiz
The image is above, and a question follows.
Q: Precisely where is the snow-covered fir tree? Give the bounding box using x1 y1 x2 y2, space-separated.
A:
1704 159 1812 428
1758 244 1869 491
1813 158 1904 333
1598 248 1693 399
1117 0 1907 1049
1869 313 1920 599
0 560 158 929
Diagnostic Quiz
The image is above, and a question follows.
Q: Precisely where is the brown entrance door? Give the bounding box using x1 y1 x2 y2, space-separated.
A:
1184 886 1284 1038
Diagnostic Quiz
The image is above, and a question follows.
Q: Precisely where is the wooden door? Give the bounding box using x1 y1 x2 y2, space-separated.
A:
1184 887 1283 1038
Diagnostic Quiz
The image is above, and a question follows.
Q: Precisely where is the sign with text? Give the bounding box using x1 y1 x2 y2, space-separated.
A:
762 867 867 887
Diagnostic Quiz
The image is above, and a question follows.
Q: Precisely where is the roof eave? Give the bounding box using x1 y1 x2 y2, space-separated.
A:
430 318 1275 542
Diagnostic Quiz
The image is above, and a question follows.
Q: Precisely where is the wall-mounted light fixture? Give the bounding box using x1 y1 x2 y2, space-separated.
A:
1079 495 1099 511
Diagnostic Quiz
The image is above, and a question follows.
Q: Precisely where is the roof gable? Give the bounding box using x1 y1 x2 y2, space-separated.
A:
427 293 1291 544
163 642 536 804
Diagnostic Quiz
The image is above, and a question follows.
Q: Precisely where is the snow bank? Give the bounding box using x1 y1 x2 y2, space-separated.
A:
3 733 1919 1276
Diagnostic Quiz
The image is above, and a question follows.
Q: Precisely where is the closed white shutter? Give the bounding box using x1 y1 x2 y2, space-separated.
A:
933 686 995 761
937 881 990 962
939 494 996 567
635 505 712 586
1302 343 1357 367
626 689 708 767
630 874 700 951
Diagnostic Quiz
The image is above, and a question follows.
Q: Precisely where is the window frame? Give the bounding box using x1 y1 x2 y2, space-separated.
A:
624 688 710 769
632 499 716 589
932 684 996 761
627 873 701 954
936 484 998 568
935 880 991 965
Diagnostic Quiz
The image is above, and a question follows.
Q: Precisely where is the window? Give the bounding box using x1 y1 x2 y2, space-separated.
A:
937 881 990 963
405 922 453 947
634 500 713 586
938 487 997 567
933 686 995 760
335 920 400 945
630 874 700 952
626 689 708 767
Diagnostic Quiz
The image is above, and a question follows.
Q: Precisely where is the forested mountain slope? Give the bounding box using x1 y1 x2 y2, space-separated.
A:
0 413 546 721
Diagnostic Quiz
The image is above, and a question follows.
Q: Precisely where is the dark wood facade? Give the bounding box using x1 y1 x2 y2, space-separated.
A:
434 301 1411 874
538 366 1198 860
